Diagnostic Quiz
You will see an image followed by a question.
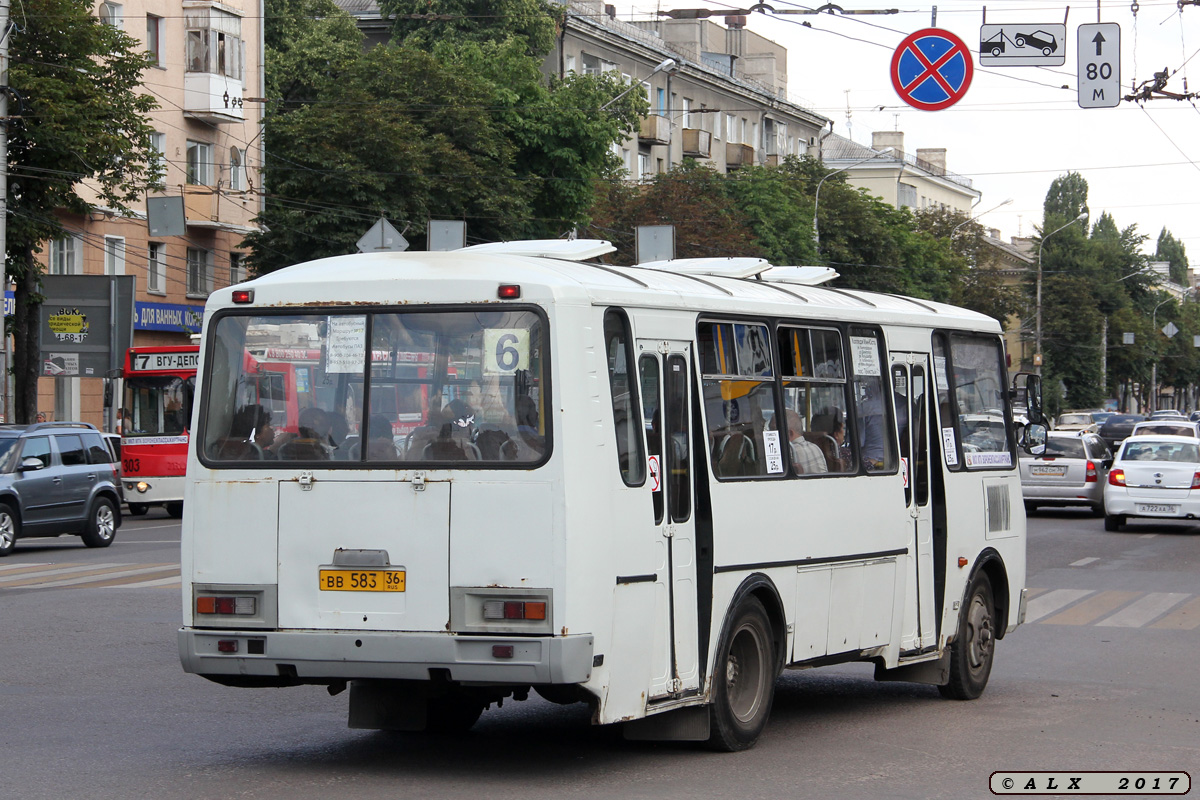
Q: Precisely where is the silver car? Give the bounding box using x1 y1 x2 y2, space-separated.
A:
1020 431 1113 516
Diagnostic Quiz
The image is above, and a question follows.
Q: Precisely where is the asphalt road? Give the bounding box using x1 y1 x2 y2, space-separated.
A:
1 508 1197 799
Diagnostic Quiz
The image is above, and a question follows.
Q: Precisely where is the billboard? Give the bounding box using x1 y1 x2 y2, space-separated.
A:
39 275 135 377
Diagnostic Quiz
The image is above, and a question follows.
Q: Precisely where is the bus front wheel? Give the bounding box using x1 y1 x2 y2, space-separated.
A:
939 572 995 700
708 596 776 751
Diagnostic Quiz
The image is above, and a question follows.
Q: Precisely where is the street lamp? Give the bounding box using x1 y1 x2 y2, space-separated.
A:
600 58 678 110
951 198 1013 238
1034 211 1089 374
1148 287 1196 412
812 147 894 250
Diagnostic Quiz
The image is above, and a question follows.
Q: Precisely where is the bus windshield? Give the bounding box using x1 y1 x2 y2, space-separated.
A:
200 308 548 465
124 375 195 437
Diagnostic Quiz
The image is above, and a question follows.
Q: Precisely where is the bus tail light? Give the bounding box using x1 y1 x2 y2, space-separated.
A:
1085 461 1098 482
196 595 257 615
482 599 546 621
1108 469 1126 486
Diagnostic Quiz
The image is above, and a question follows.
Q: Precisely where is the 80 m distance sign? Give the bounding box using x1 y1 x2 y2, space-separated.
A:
1077 22 1120 108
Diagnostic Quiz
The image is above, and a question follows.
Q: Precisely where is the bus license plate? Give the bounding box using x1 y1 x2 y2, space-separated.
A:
319 569 406 592
1136 504 1177 515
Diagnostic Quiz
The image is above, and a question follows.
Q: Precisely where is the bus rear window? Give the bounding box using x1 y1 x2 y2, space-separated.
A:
200 309 548 466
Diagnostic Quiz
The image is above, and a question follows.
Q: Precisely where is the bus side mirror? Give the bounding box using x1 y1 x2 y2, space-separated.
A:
1012 373 1045 427
1021 423 1047 456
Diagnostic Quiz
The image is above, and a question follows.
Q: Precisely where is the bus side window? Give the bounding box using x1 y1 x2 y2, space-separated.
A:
603 310 645 486
697 320 779 480
849 328 896 474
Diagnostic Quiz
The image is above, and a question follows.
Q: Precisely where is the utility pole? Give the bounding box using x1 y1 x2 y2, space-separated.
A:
1 0 10 423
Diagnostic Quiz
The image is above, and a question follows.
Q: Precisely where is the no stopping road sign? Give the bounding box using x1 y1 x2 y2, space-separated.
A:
891 28 974 111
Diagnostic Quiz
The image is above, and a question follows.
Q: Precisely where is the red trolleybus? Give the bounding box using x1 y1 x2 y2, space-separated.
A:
121 345 199 517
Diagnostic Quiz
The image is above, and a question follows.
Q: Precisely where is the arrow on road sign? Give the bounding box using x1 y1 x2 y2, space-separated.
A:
1092 32 1106 55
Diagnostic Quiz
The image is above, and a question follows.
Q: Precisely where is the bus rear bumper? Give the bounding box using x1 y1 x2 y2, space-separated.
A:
178 627 594 685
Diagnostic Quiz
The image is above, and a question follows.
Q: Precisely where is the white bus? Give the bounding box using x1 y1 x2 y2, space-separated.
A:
179 240 1045 750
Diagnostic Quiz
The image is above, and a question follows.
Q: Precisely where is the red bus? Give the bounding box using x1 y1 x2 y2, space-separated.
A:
121 345 199 517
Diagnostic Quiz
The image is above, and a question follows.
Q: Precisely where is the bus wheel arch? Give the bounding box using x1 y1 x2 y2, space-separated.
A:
707 574 786 751
970 549 1010 640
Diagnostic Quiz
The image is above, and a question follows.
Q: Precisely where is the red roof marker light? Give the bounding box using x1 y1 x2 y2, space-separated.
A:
497 284 521 299
232 289 254 304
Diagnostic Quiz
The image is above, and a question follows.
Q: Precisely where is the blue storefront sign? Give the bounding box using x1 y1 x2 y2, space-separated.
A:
135 301 205 333
4 290 13 317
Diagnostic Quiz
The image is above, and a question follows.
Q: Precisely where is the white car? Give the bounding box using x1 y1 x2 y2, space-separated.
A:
1103 434 1200 531
1130 420 1200 439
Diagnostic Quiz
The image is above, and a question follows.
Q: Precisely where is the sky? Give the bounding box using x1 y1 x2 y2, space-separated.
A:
618 0 1200 263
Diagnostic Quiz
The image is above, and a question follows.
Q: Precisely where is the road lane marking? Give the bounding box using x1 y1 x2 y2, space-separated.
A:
0 564 179 589
1024 589 1094 622
1096 592 1190 627
1139 533 1157 539
101 576 181 589
1150 596 1200 630
1069 557 1099 566
1040 591 1139 626
0 562 54 573
85 570 180 589
0 563 125 582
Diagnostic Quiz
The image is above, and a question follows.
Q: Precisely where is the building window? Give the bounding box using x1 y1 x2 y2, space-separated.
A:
681 97 691 129
228 146 244 191
186 140 213 185
581 53 600 75
104 236 125 276
49 236 82 275
657 88 666 115
726 114 737 143
638 152 651 182
229 252 244 285
146 14 163 66
185 7 244 81
148 242 165 293
187 247 212 296
99 2 123 28
149 132 166 182
564 54 576 73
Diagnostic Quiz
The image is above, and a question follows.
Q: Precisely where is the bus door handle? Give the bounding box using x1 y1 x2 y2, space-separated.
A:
664 524 675 538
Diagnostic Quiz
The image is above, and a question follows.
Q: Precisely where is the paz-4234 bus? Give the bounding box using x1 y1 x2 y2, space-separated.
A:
178 240 1046 750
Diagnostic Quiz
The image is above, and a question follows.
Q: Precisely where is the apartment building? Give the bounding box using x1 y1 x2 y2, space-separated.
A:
820 131 980 214
555 2 830 176
34 0 263 426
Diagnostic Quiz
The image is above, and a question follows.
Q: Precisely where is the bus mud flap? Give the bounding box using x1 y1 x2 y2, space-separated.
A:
873 653 950 686
623 705 710 741
347 679 428 731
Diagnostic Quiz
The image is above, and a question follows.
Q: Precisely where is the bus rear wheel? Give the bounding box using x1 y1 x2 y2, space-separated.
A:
166 502 184 519
939 572 995 700
426 692 485 734
708 596 776 751
127 503 149 516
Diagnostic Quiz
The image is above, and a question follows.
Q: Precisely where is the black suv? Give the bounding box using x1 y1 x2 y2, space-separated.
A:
0 422 123 556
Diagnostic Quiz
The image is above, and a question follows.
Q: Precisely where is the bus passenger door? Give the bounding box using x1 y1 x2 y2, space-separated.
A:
638 342 700 701
890 353 937 652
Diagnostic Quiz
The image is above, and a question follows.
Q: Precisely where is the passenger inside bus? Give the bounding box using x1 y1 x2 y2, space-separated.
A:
274 407 334 460
211 404 271 460
808 410 848 472
363 414 399 460
782 409 827 475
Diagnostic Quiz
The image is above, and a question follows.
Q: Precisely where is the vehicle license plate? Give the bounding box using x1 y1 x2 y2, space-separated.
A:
1030 464 1067 476
318 569 405 592
1136 504 1178 515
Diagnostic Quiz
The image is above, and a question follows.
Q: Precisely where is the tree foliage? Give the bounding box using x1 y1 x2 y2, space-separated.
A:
6 0 160 422
1155 228 1188 285
246 0 642 274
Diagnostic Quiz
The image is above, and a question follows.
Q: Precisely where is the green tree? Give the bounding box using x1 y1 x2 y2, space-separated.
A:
6 0 160 422
246 0 641 273
378 0 559 54
912 207 1022 325
1155 228 1188 286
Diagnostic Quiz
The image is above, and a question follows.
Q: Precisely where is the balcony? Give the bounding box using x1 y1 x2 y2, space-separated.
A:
726 143 755 169
765 154 780 167
184 72 245 124
639 115 669 145
681 128 712 159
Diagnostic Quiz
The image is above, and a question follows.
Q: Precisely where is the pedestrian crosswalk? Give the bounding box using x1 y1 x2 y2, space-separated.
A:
0 561 180 591
1025 587 1200 630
